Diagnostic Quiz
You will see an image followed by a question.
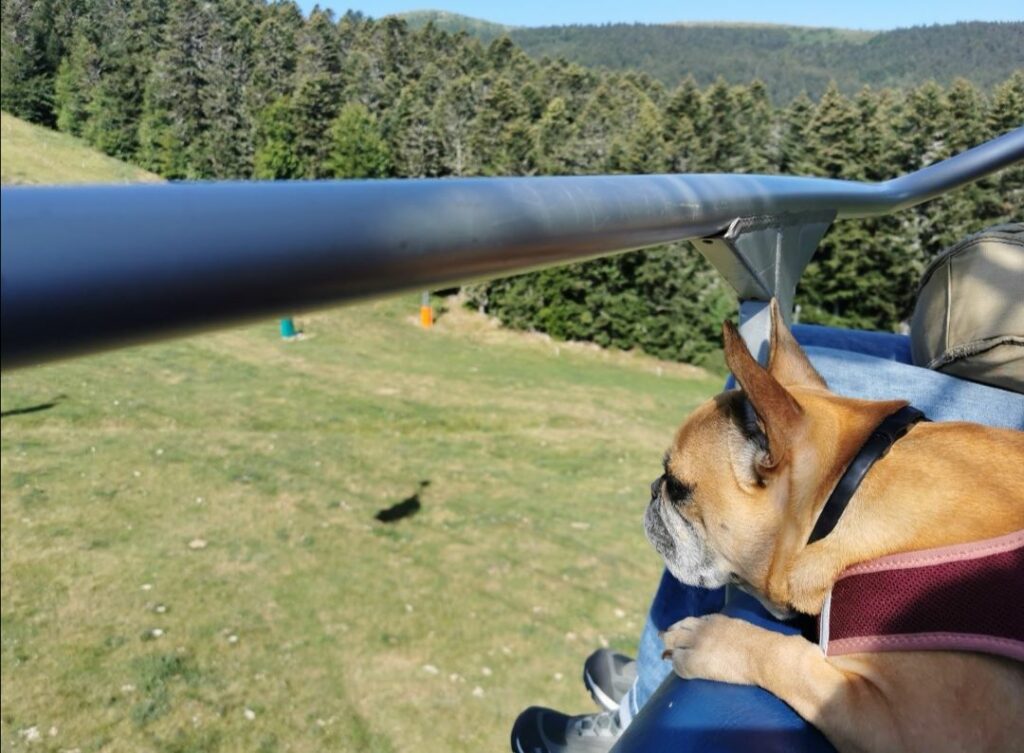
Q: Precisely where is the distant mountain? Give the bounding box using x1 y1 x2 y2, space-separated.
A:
396 10 514 37
397 13 1024 100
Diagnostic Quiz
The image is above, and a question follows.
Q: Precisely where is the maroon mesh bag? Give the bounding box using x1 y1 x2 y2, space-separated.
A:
818 530 1024 661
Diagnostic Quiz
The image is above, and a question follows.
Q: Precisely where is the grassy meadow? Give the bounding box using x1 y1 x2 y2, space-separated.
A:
0 112 161 185
0 114 722 752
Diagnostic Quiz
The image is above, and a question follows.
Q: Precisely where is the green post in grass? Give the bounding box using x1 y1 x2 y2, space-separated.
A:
280 318 297 339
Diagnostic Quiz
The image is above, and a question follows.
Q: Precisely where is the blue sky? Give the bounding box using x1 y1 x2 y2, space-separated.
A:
304 1 1022 30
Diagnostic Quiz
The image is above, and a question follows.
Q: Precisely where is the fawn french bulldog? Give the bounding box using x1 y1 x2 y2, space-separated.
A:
645 300 1024 753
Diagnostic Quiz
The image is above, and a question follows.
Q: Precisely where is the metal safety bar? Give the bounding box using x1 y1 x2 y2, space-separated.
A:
3 126 1022 370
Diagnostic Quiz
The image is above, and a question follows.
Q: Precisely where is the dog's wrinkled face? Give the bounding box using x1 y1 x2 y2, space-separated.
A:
644 391 780 591
644 301 838 611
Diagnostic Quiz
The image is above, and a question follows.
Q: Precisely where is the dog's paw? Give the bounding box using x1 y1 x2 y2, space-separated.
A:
660 614 763 686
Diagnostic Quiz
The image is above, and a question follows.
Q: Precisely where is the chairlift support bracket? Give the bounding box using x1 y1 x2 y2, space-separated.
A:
693 210 836 364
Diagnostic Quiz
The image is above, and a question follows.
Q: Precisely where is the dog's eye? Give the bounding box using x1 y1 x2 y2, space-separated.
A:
664 475 693 505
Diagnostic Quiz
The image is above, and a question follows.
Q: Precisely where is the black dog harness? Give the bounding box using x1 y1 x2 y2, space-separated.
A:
806 404 928 545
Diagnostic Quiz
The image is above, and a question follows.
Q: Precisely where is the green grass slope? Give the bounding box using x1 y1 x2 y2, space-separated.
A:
1 111 161 185
0 124 720 752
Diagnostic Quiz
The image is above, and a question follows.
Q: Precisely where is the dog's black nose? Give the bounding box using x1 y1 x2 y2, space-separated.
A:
650 476 663 500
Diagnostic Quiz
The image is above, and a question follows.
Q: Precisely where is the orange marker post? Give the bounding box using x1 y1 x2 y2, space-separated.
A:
419 291 433 328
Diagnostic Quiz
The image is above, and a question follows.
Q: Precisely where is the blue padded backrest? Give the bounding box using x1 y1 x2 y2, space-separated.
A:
791 324 912 363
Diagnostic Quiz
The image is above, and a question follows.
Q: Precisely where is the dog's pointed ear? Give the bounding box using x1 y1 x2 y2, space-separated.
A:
723 318 803 470
766 299 828 390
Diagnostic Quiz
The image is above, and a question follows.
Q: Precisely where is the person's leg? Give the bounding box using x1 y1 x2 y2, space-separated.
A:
805 346 1024 428
510 573 725 753
615 615 667 723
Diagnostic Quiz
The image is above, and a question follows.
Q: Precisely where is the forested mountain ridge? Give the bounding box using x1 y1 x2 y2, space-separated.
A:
399 13 1024 101
1 0 1022 366
397 10 514 37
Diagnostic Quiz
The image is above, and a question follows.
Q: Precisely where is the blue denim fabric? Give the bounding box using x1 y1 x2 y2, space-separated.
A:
632 328 1024 709
805 346 1024 429
791 324 913 363
621 615 669 719
647 569 727 638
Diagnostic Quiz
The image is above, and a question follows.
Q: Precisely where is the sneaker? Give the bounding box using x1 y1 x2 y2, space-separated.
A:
510 706 623 753
582 649 637 711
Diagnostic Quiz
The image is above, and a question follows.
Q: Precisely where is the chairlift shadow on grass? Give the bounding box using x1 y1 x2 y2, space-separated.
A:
1 394 66 418
374 480 430 523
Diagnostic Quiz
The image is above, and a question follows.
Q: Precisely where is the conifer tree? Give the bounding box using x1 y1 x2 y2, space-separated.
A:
804 83 859 178
137 0 217 176
53 29 97 135
612 96 667 174
389 83 443 178
288 8 345 177
924 79 999 251
945 78 986 153
1 0 65 123
196 0 256 178
985 70 1024 137
777 92 813 174
534 96 578 175
985 72 1024 220
79 0 161 159
470 76 531 175
250 1 303 114
734 80 774 172
327 102 391 178
797 82 920 330
253 96 301 179
664 76 703 172
432 75 480 176
574 82 620 172
696 78 749 172
895 81 950 172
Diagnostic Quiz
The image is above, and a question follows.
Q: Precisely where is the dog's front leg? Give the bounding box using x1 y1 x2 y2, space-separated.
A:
662 615 898 753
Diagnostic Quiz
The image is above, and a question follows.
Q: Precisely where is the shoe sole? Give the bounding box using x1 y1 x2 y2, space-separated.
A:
583 669 620 712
